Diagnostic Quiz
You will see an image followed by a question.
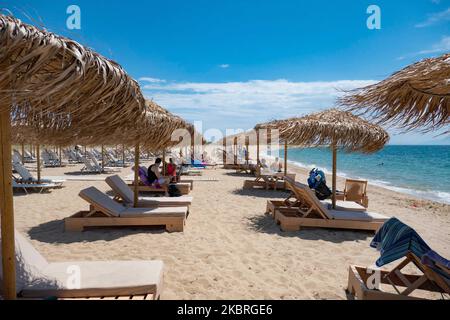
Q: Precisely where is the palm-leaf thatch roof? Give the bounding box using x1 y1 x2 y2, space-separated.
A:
338 53 450 132
255 109 389 153
0 14 146 142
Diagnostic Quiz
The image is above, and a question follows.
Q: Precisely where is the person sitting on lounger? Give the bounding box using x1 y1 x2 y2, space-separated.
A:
270 157 282 173
260 158 269 169
148 158 167 187
167 158 177 182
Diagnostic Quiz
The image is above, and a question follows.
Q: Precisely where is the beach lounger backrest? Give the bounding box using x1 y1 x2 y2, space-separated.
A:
105 175 134 204
42 151 52 164
13 162 34 181
12 153 22 164
0 231 52 293
79 187 125 217
344 179 367 202
284 177 332 219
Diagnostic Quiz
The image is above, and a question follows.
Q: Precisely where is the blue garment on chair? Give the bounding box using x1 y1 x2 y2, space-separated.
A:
370 217 431 267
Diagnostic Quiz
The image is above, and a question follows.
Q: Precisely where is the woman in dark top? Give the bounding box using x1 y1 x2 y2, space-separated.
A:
148 158 162 184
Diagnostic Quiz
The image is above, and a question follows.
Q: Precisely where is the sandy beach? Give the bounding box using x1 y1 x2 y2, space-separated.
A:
9 160 449 300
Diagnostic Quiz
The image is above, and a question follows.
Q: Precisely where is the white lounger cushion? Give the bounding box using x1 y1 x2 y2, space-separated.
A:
321 200 366 212
79 187 188 218
139 196 193 206
329 210 388 222
121 207 188 218
22 260 164 298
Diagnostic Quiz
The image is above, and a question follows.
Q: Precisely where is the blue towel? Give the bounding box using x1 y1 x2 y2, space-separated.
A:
370 217 431 267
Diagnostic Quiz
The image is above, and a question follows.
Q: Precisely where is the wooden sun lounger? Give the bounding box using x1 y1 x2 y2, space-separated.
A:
4 232 163 300
64 187 188 232
273 177 388 232
106 175 193 210
347 253 450 300
12 180 59 194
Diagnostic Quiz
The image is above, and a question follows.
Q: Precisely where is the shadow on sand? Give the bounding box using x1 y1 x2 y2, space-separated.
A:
28 219 167 244
246 214 372 243
231 188 290 199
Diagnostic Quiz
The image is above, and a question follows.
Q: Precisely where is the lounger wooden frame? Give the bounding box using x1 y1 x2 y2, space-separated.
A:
273 177 386 232
347 253 449 300
65 210 185 233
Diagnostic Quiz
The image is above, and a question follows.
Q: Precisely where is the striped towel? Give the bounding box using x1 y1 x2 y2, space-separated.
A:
370 217 431 267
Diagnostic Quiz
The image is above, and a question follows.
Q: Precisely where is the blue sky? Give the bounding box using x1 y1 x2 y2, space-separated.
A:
2 0 449 144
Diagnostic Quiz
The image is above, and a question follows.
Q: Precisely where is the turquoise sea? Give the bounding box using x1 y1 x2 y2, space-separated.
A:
280 145 450 204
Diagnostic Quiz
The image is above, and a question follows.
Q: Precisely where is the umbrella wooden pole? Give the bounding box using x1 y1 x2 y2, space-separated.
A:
101 145 105 172
134 144 140 208
59 146 62 167
122 144 125 167
234 137 238 165
36 144 41 183
162 150 166 176
222 138 226 165
284 140 288 176
332 142 337 209
245 137 249 165
256 129 260 164
21 143 25 163
0 110 17 300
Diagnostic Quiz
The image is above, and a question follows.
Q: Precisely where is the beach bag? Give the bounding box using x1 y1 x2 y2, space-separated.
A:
168 184 182 197
314 180 332 200
308 168 326 189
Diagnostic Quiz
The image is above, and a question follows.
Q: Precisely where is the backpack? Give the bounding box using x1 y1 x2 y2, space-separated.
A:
168 184 182 197
314 180 332 200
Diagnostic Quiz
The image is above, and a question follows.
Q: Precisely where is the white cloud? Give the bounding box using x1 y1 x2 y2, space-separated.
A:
141 79 377 130
138 77 166 83
415 8 450 28
418 35 450 54
219 64 230 69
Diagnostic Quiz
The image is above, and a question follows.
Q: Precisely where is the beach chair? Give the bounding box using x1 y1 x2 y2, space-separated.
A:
243 164 292 190
273 177 388 232
106 175 193 209
347 218 450 300
0 231 163 299
12 162 64 187
106 151 128 167
266 181 367 217
41 150 63 168
337 179 369 208
12 179 59 194
65 187 188 232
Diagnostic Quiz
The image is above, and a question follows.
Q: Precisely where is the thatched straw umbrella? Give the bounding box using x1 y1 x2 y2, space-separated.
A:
0 14 147 299
256 109 389 208
339 53 450 132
